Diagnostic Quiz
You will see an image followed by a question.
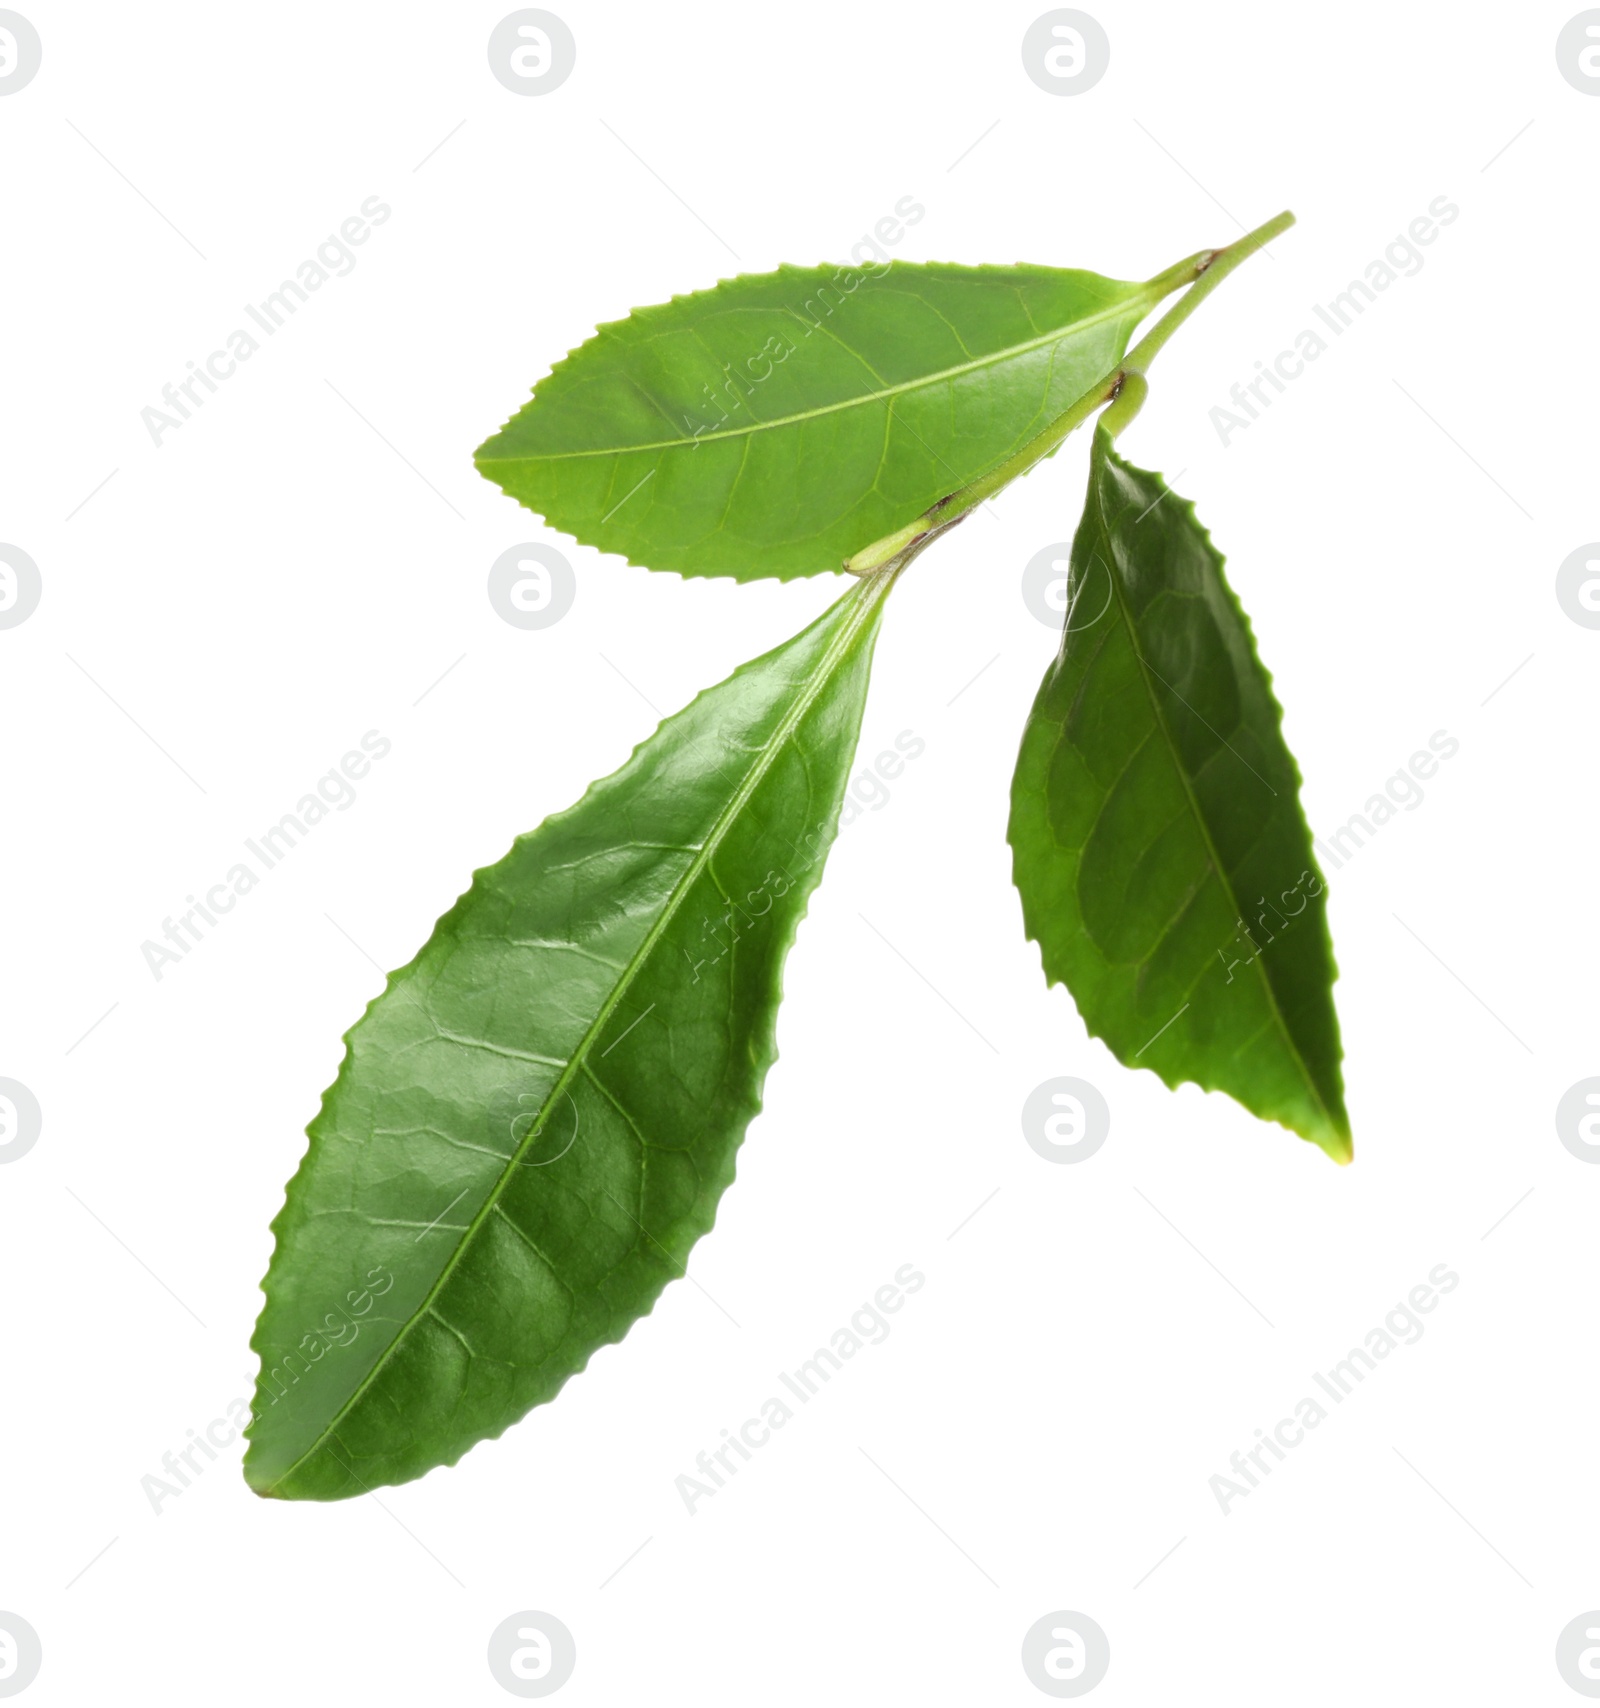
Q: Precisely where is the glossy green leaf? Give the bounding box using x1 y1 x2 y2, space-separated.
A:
1008 429 1350 1162
245 574 894 1499
475 260 1176 581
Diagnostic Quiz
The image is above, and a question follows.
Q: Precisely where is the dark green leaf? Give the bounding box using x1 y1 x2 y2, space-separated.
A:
245 574 894 1499
475 261 1173 581
1008 429 1349 1162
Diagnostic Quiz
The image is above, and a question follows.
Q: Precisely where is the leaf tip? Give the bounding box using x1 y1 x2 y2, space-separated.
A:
1311 1120 1353 1167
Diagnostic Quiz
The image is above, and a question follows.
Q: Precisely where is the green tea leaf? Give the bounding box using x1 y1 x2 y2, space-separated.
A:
245 574 894 1499
475 261 1175 581
1008 429 1349 1162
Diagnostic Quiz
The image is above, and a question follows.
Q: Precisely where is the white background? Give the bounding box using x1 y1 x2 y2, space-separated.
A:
2 2 1597 1702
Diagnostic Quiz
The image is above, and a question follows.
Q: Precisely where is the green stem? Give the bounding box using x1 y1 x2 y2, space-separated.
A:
1098 369 1148 441
845 211 1294 576
1123 209 1295 374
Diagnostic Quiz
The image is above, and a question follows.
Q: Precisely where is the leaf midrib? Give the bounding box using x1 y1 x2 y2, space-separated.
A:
476 287 1162 464
1091 438 1340 1139
263 573 893 1492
